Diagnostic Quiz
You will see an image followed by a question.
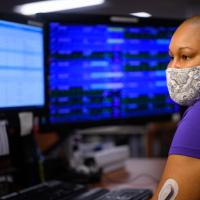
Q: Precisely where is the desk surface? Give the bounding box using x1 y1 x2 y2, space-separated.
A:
97 158 166 192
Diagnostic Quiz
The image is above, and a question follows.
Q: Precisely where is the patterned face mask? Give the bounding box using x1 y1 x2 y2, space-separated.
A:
166 66 200 106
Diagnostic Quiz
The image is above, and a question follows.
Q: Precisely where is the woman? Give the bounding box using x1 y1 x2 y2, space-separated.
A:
151 16 200 200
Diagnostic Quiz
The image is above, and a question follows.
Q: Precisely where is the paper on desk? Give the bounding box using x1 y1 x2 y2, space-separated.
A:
0 121 9 156
19 112 33 136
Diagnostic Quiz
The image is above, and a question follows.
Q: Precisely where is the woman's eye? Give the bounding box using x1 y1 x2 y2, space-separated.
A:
181 55 190 60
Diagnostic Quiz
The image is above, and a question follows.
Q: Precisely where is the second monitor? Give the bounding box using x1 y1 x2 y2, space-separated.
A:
44 15 180 128
0 14 45 112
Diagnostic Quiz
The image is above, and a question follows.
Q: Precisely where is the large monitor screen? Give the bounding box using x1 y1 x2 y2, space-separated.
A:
46 16 180 127
0 17 45 110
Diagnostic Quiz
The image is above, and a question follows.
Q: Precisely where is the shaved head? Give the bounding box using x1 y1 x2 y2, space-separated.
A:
176 15 200 35
182 16 200 26
168 15 200 68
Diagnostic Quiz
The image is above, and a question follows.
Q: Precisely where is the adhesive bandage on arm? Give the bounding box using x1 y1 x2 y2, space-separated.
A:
158 179 179 200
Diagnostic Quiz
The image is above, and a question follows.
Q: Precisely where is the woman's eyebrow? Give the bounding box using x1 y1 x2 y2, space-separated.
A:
179 47 194 51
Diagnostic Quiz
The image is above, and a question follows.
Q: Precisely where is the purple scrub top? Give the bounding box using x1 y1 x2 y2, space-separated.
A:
169 100 200 158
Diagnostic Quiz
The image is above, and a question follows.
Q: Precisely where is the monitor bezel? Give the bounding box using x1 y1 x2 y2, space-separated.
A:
39 14 182 131
0 13 47 115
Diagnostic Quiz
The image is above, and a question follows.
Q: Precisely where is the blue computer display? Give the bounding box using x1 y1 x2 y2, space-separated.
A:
48 21 179 124
0 19 44 109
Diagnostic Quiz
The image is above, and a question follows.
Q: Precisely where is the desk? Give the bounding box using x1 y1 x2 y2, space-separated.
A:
96 158 166 192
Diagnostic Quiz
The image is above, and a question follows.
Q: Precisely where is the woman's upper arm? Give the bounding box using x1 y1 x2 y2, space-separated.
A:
151 155 200 200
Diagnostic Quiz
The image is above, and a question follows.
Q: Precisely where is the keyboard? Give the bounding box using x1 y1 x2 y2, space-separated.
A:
96 188 153 200
0 180 153 200
74 188 109 200
0 180 87 200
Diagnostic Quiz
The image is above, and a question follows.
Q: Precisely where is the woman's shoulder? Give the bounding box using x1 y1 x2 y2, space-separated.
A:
175 99 200 132
182 100 200 119
169 99 200 158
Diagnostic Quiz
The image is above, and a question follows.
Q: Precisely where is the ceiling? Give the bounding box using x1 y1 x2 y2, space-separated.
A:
0 0 200 20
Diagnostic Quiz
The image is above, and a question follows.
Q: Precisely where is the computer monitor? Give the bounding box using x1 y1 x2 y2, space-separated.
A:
0 13 45 113
0 13 45 189
42 14 181 130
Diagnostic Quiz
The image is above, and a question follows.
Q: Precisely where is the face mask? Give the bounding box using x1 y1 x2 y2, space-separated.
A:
166 65 200 106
